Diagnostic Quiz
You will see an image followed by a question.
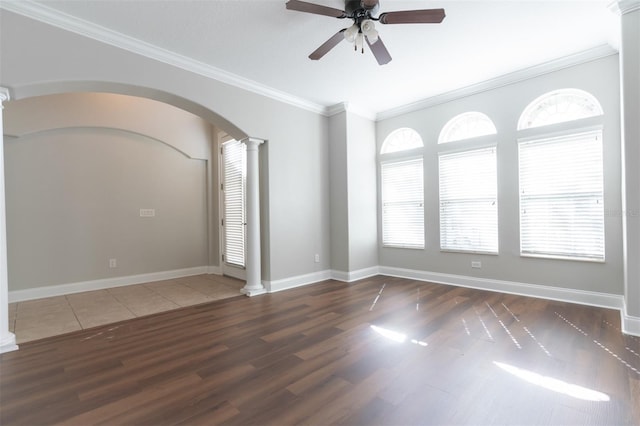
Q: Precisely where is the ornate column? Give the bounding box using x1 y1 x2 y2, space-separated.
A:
0 87 18 353
610 0 640 335
240 137 266 296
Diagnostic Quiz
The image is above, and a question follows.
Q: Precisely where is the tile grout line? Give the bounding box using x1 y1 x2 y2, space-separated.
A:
142 281 181 308
105 288 139 320
65 294 85 330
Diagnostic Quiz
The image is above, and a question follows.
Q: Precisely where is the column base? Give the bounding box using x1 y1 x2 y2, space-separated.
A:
240 286 267 297
0 332 18 354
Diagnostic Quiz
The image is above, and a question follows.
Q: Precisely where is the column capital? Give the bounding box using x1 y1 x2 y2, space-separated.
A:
0 87 10 105
241 137 265 149
609 0 640 15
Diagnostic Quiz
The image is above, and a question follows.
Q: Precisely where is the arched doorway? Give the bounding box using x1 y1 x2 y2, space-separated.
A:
0 82 266 353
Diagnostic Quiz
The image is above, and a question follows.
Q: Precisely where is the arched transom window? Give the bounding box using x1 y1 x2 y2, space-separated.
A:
439 112 497 144
380 127 423 154
518 88 603 130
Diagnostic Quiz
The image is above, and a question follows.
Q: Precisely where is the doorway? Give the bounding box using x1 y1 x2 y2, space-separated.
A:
220 138 247 280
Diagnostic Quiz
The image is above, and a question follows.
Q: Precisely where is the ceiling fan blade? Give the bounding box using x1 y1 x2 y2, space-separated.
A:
379 8 446 24
366 36 392 65
309 29 346 60
361 0 379 9
286 0 346 18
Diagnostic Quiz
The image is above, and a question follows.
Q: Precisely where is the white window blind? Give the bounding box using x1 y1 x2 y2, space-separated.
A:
222 139 246 268
381 158 424 249
439 147 498 253
519 130 604 260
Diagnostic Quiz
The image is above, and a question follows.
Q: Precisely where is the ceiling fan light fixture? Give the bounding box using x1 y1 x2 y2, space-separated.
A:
361 19 379 44
344 23 359 43
360 19 374 34
287 0 446 65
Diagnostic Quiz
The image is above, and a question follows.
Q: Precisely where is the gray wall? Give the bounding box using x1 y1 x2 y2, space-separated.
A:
0 8 624 301
3 93 212 291
329 112 349 272
328 109 378 275
0 10 331 285
346 112 378 272
376 55 623 295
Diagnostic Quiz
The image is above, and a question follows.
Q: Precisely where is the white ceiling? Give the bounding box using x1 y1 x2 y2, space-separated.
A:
23 0 620 115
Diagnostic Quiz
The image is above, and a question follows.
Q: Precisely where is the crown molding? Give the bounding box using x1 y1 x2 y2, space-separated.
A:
608 0 640 15
376 44 619 122
0 0 327 115
326 102 349 117
327 102 376 121
0 2 622 122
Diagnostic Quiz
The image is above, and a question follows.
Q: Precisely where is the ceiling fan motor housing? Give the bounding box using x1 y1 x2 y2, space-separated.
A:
345 0 379 18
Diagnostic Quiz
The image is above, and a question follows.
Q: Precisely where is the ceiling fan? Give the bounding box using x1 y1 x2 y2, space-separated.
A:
285 0 445 65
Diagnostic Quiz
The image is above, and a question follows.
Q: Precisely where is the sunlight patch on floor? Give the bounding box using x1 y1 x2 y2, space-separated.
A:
494 361 610 402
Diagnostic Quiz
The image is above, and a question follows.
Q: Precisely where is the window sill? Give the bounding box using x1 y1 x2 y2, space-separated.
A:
520 253 605 263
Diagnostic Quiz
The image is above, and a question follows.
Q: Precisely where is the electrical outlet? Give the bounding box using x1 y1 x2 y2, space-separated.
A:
109 258 117 268
471 261 482 269
314 254 320 263
140 208 155 217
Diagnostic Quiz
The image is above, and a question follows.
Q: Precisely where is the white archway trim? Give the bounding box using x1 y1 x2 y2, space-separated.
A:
6 81 250 142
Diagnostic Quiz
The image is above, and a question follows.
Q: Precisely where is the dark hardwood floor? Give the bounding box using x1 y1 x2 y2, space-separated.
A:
1 276 639 425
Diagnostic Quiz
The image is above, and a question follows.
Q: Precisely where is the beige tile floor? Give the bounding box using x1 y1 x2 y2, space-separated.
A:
8 274 244 344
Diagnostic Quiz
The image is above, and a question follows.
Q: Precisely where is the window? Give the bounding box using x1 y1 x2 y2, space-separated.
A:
439 112 497 144
518 89 604 261
381 128 423 154
438 112 498 253
380 128 424 249
381 158 424 249
439 147 498 253
518 89 603 130
222 139 246 268
519 130 604 260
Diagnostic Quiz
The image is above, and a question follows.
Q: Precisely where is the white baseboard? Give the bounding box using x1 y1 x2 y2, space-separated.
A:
263 266 379 293
331 266 380 283
264 270 332 293
375 266 640 336
8 266 210 303
622 305 640 337
7 263 638 337
207 265 222 275
378 266 625 311
0 332 18 354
